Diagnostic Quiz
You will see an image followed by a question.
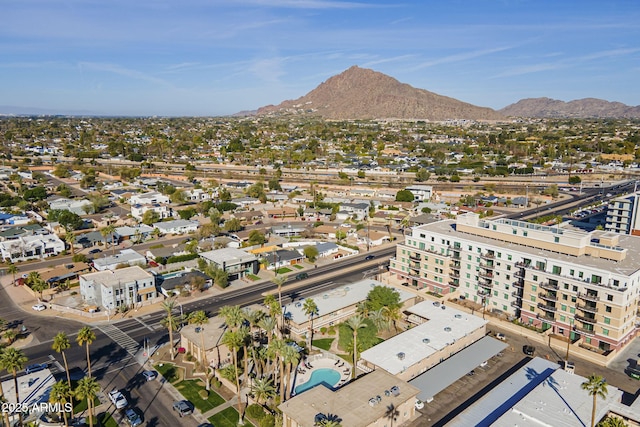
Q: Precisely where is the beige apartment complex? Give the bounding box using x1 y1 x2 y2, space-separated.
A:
390 212 640 352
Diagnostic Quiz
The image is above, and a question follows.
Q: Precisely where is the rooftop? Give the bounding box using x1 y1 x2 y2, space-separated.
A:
81 265 153 286
199 247 257 265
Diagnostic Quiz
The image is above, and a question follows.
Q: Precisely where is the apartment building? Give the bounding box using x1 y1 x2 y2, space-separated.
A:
390 212 640 352
606 192 640 235
79 266 158 311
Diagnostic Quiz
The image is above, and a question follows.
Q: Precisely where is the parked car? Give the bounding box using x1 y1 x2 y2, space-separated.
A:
172 400 193 417
364 255 375 260
496 333 506 341
295 272 309 280
31 303 46 312
523 345 536 356
142 370 157 381
124 408 142 427
108 389 128 409
89 248 102 254
25 363 48 374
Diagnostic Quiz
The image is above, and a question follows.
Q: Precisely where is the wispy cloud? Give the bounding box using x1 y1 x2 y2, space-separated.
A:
407 46 513 71
233 0 387 9
362 54 418 68
493 62 565 78
77 62 171 86
579 47 640 61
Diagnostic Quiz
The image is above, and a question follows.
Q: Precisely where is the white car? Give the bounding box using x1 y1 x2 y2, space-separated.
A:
496 333 506 341
108 389 128 409
31 303 46 312
415 399 425 410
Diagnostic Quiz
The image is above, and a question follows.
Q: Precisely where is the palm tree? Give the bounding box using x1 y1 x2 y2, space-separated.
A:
0 347 28 426
345 316 366 379
581 374 608 427
282 344 300 401
6 263 18 286
258 316 277 348
385 404 400 427
272 276 286 337
161 299 179 360
4 329 17 345
302 298 318 349
238 325 251 386
49 380 72 427
368 308 390 332
53 332 74 415
381 306 401 332
267 339 286 394
27 271 47 301
64 231 76 256
597 416 628 427
221 330 244 425
76 326 96 378
250 377 276 405
187 310 210 390
0 352 11 427
74 377 100 427
318 420 342 427
219 305 243 331
100 224 117 255
243 308 264 343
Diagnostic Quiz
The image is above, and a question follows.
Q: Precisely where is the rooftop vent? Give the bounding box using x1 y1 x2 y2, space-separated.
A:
441 305 446 310
454 314 462 319
397 352 405 360
444 327 452 332
384 390 390 397
422 338 430 344
390 386 400 396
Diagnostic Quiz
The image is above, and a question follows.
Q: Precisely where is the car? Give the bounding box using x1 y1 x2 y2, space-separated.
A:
25 363 47 374
65 264 74 269
172 400 193 417
142 370 157 381
124 408 142 427
295 272 309 280
495 333 506 341
89 248 101 254
364 255 375 260
31 303 46 312
523 345 536 356
467 370 475 376
108 389 128 409
415 399 424 410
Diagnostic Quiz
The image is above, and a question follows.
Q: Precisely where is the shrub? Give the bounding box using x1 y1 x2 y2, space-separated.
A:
72 254 87 262
327 326 336 335
211 378 222 388
260 414 275 427
166 253 199 264
320 327 327 334
198 389 209 400
246 404 266 421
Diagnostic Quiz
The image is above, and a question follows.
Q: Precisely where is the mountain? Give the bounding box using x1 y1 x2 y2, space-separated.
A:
256 66 503 121
499 97 640 119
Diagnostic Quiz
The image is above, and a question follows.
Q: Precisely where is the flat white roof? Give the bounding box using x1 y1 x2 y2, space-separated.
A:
360 300 487 375
283 279 415 325
447 358 623 427
3 369 56 406
82 265 152 285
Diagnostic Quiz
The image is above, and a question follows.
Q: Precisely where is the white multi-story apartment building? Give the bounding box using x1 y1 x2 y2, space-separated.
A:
606 192 640 235
390 212 640 352
79 266 158 311
129 191 170 205
0 234 65 262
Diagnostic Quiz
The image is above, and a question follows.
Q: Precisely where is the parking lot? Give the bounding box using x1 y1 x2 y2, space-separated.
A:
407 324 640 426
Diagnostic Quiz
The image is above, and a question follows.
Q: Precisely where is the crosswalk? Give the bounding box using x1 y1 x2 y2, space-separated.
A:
97 324 141 357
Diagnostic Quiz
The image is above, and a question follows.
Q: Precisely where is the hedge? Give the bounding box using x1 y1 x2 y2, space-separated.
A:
166 253 200 264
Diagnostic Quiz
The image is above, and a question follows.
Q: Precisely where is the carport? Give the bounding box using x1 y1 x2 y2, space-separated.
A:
409 336 507 402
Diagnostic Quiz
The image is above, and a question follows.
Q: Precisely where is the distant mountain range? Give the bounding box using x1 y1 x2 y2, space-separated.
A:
498 97 640 119
255 66 640 120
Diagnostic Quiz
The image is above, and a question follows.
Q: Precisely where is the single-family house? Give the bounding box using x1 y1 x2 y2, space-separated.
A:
79 266 158 311
152 219 199 235
92 249 147 271
199 248 259 281
129 191 170 205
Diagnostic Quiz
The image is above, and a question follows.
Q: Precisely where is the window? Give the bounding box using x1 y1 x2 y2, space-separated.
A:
533 275 538 281
504 293 508 299
564 283 569 290
531 285 537 291
607 294 613 302
562 294 568 300
497 252 502 258
508 255 512 261
604 317 610 325
573 285 578 292
523 231 528 237
560 315 566 322
569 307 575 314
602 328 609 336
513 229 517 235
561 304 567 311
530 296 537 302
554 236 559 243
585 337 591 344
605 306 612 313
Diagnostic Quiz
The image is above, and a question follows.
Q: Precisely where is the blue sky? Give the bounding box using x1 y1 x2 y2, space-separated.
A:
2 0 639 116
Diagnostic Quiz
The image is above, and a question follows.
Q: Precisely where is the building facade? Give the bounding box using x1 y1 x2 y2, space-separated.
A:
606 192 640 235
79 266 158 311
390 213 640 352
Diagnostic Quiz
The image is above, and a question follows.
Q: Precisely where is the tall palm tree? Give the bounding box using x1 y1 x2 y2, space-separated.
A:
6 263 18 286
221 330 244 425
49 380 72 427
52 332 74 416
381 306 401 332
219 305 243 331
0 347 28 426
250 377 276 406
0 352 11 427
267 339 286 394
238 325 251 386
345 316 366 379
257 316 277 348
161 299 179 360
243 308 264 343
27 271 47 301
187 310 210 390
100 224 117 255
76 326 96 378
302 298 318 349
581 374 608 427
74 377 100 427
272 276 286 337
281 344 300 401
368 308 390 332
64 232 76 256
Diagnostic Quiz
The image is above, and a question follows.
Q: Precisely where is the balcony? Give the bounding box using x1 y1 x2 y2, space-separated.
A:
448 281 460 288
449 262 461 270
541 314 556 321
575 314 597 325
511 291 522 299
480 252 495 260
574 326 595 336
478 281 493 289
409 254 421 261
577 292 600 302
537 303 557 312
514 271 525 279
515 262 530 268
479 271 494 280
477 289 490 297
450 271 460 278
479 262 494 270
512 281 524 289
450 254 461 261
576 303 598 314
538 292 558 302
540 282 559 291
511 300 521 309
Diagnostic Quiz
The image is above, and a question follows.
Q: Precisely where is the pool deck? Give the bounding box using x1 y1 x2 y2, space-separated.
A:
293 355 352 394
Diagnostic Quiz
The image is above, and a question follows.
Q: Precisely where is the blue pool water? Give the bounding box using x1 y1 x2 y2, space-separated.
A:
294 368 341 394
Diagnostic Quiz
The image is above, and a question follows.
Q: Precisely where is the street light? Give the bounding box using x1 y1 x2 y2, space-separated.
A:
176 302 184 328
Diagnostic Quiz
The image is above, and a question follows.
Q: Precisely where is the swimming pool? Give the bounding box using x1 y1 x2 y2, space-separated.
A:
294 368 341 394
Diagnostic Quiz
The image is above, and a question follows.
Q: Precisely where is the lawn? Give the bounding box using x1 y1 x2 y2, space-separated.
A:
312 338 334 351
154 362 183 383
98 412 118 427
276 267 292 274
73 396 100 413
247 274 260 281
208 407 254 427
292 264 304 270
176 380 225 413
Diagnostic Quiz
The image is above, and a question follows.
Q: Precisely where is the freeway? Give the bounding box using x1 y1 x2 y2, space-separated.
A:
5 246 396 426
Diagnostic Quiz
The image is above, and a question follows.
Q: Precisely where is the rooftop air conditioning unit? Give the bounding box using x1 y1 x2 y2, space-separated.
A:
397 352 405 360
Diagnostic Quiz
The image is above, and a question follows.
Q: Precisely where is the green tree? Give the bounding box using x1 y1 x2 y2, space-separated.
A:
395 189 414 202
26 271 47 301
220 330 244 425
250 377 276 405
581 374 608 427
49 380 72 427
76 326 96 378
161 299 179 360
303 246 319 262
141 210 160 225
415 168 430 182
597 416 628 427
569 175 582 185
224 217 243 232
272 276 286 337
100 224 117 255
0 347 28 426
364 285 401 312
302 298 319 349
281 343 300 402
74 377 100 427
52 332 74 415
6 263 18 286
48 209 83 231
335 229 346 242
345 316 366 379
247 230 266 246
